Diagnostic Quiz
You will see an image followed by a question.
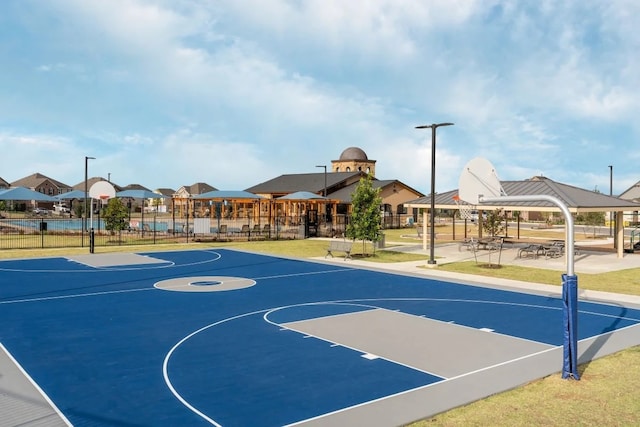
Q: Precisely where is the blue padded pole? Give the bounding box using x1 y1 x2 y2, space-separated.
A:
480 194 579 380
562 274 580 379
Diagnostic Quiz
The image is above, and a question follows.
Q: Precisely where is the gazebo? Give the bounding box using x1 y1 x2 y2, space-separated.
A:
404 176 640 258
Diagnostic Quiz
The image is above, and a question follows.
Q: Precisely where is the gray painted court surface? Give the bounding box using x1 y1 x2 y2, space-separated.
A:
282 308 553 378
2 246 640 427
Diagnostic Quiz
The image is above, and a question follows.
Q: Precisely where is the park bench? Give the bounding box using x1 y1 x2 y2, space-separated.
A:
326 240 353 260
458 237 478 251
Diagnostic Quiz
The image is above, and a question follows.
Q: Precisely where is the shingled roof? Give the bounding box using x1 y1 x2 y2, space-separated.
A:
11 172 71 191
405 176 640 213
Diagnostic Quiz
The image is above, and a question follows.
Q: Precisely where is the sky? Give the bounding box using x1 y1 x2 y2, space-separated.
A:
1 0 639 197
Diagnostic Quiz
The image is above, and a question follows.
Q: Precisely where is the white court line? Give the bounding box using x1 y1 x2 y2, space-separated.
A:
162 308 272 427
0 287 155 305
0 249 222 273
162 296 640 427
283 345 561 427
264 303 446 378
0 342 73 426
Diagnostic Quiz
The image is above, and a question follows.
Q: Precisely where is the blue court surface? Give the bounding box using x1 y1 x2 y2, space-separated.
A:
1 248 639 426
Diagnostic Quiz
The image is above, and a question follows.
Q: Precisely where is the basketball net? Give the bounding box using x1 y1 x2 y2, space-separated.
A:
99 195 110 206
453 195 474 220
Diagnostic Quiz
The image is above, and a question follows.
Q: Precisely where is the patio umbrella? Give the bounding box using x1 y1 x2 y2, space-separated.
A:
55 190 88 200
0 187 58 202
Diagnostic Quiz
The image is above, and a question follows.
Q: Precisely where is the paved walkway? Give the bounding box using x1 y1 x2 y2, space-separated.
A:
316 239 640 307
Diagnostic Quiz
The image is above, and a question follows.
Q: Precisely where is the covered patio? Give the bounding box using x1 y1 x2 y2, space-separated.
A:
405 176 640 258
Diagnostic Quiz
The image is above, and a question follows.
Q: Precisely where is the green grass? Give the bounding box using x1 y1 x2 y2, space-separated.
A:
437 261 640 296
0 237 639 426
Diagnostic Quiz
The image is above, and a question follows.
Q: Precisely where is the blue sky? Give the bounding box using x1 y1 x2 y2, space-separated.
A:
1 1 638 196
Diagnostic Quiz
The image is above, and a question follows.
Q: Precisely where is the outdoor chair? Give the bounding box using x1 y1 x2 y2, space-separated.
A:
458 237 477 251
518 244 544 259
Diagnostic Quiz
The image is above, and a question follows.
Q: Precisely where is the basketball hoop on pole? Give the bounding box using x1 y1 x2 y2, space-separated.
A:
88 181 116 254
458 157 579 380
452 194 475 220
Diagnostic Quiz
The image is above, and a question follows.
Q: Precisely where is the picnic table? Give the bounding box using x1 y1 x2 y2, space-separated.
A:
477 237 503 250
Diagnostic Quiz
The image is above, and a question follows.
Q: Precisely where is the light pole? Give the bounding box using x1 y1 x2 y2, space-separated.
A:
83 156 95 247
415 122 454 264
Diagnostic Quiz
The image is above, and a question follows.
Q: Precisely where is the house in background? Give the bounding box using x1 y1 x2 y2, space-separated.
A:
0 177 9 190
174 182 217 217
152 188 176 213
12 173 72 197
10 173 72 210
617 181 640 225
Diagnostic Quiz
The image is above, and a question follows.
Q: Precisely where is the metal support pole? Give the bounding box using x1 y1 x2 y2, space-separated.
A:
416 123 454 264
84 156 95 249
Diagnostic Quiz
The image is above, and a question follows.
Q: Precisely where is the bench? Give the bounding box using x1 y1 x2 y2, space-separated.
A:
458 237 478 251
517 244 544 259
326 240 353 260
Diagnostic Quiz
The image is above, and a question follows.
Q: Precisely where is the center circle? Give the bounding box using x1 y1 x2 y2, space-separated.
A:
154 276 256 292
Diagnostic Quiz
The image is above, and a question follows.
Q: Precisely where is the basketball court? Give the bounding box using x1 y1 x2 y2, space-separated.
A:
1 248 639 426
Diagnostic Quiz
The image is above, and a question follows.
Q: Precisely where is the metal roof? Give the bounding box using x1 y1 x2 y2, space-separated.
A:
404 177 640 213
245 172 362 195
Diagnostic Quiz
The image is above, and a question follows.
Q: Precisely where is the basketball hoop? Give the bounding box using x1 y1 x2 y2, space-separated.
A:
453 194 475 220
99 194 110 206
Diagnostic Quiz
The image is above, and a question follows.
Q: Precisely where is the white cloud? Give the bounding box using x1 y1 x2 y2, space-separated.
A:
3 0 640 196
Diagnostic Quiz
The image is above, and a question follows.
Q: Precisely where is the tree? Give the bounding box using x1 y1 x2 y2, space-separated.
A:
102 198 129 233
74 203 84 219
584 211 605 238
482 209 506 237
346 174 382 255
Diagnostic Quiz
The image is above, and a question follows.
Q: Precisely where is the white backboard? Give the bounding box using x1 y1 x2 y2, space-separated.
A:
458 157 506 204
89 181 116 200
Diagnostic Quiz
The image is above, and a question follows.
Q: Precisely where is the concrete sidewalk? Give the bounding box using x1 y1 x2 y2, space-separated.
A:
316 240 640 307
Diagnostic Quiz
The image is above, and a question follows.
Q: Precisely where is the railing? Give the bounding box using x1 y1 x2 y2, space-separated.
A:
0 212 419 251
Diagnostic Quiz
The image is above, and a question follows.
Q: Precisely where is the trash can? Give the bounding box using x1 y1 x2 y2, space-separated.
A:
39 222 48 231
376 233 385 249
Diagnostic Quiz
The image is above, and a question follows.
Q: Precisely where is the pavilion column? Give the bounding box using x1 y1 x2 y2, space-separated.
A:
616 211 624 258
422 210 428 251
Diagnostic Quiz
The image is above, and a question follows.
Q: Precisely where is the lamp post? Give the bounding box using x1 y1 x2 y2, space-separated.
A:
415 122 454 264
83 156 95 247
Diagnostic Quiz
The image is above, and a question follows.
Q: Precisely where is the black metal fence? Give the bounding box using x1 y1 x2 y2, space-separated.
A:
0 213 416 251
